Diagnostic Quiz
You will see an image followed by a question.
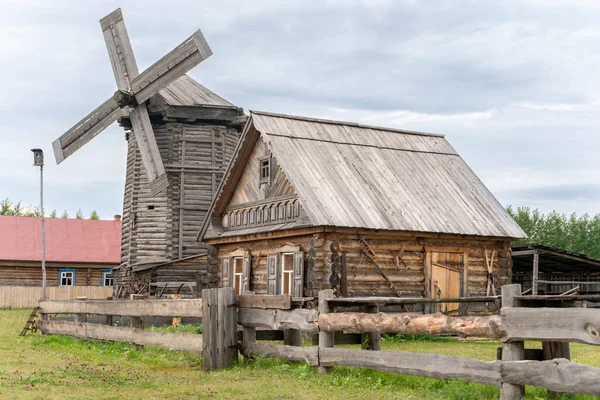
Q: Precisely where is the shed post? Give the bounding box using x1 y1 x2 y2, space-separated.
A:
130 294 144 330
500 284 524 400
532 250 539 295
74 297 87 325
361 304 381 351
318 289 334 374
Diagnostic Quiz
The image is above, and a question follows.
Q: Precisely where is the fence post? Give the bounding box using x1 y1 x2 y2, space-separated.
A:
202 287 238 371
74 297 87 324
501 284 524 400
130 294 144 330
318 289 334 374
361 304 381 351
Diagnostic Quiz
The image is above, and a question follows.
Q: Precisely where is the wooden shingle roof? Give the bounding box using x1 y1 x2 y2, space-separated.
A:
157 75 235 108
200 111 526 239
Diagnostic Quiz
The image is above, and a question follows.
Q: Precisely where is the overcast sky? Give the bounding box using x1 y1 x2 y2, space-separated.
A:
2 0 599 219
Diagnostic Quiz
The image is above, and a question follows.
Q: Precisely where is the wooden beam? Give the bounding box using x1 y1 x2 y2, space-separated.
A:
502 307 600 345
38 299 203 318
501 359 600 396
327 296 500 306
38 320 202 353
532 250 539 295
512 250 539 256
319 348 501 387
501 284 525 400
318 289 334 375
242 342 319 366
237 308 318 333
238 294 292 310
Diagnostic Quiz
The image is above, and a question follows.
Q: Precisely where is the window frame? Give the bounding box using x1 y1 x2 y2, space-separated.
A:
280 253 295 295
259 156 271 185
58 269 76 286
101 269 113 287
232 256 244 295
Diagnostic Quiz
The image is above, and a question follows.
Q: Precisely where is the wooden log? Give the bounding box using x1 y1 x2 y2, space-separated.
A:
39 299 203 317
361 305 381 350
242 342 319 366
327 296 499 306
238 294 292 310
501 359 600 396
319 348 501 386
74 297 87 324
130 294 144 330
242 326 256 362
238 309 318 333
501 284 525 400
502 307 600 345
318 289 334 375
38 320 202 353
318 312 502 338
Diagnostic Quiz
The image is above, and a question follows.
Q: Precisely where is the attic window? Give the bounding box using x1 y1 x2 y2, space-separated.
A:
259 157 270 184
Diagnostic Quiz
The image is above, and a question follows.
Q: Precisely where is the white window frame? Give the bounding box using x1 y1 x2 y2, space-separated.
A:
59 269 75 286
259 156 270 184
281 253 295 295
233 257 244 295
102 270 113 287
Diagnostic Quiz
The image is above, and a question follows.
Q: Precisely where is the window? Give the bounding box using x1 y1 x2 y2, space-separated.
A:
102 270 113 287
233 257 244 295
59 269 75 286
259 156 270 184
281 253 295 295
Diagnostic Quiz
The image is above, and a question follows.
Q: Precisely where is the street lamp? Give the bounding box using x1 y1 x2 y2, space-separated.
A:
31 149 46 300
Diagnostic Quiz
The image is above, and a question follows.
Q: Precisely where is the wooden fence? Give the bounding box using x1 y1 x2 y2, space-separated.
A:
37 285 600 398
1 286 113 309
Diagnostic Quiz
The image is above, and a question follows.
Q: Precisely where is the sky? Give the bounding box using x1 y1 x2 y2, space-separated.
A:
1 0 600 219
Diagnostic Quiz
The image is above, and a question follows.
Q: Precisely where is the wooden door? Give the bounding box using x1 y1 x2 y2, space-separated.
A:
430 252 463 314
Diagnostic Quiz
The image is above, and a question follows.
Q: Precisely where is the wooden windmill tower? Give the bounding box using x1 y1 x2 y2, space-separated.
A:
52 9 245 292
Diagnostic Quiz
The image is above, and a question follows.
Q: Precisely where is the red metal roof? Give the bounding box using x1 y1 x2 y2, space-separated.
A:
0 216 121 264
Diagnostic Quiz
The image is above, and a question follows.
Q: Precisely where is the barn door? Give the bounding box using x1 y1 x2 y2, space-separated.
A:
429 252 463 315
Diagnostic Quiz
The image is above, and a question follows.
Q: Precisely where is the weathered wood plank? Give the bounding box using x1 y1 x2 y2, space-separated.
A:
242 342 319 366
318 312 502 338
38 320 202 353
237 308 318 333
501 359 600 396
238 294 292 310
501 284 524 400
327 296 500 306
502 307 600 345
319 348 501 387
318 289 334 375
39 299 202 318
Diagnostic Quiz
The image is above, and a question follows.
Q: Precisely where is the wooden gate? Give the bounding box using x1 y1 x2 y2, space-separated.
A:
430 252 463 314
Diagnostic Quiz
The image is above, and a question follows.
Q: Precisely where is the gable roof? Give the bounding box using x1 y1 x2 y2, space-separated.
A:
0 216 121 264
157 75 236 108
199 111 526 240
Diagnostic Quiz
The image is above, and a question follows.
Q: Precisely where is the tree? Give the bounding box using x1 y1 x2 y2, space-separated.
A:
49 210 57 218
75 209 84 219
89 210 100 220
61 210 69 218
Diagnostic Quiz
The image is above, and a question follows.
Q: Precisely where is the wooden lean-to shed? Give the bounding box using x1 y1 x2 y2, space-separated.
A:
197 111 525 313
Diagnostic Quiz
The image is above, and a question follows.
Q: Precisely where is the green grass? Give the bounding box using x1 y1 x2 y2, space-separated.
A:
0 309 598 399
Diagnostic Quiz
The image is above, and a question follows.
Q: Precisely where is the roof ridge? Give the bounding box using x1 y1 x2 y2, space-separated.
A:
250 110 445 138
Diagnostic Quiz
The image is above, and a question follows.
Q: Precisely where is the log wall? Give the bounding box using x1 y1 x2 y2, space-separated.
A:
210 230 512 310
0 263 114 287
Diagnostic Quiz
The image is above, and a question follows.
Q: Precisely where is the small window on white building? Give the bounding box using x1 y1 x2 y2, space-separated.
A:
59 269 75 286
102 270 113 287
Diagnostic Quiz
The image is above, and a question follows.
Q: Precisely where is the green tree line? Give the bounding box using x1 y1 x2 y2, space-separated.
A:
507 206 600 259
0 198 100 220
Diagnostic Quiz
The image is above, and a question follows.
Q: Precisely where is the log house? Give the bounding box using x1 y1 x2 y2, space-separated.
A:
197 111 526 313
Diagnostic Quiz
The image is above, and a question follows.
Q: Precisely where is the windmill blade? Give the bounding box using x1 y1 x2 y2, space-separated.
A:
130 30 212 104
52 97 121 164
100 8 139 91
129 103 168 195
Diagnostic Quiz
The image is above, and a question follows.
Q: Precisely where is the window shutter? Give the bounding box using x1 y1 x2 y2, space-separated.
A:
222 257 231 287
293 251 305 298
267 253 279 295
242 254 251 293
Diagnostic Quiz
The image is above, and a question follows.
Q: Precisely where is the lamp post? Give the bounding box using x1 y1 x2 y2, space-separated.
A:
31 149 46 300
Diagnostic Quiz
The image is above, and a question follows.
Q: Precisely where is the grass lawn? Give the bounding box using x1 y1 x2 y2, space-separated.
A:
0 309 598 399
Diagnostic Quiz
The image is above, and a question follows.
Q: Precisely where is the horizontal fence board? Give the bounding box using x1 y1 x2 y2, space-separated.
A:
238 308 319 333
502 307 600 345
0 286 113 309
238 294 292 310
327 296 500 306
318 312 502 338
39 299 203 318
501 359 600 396
242 342 319 366
319 348 501 387
38 320 203 353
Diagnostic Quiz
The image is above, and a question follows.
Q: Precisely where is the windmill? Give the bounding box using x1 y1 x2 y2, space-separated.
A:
52 9 245 294
53 8 212 195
